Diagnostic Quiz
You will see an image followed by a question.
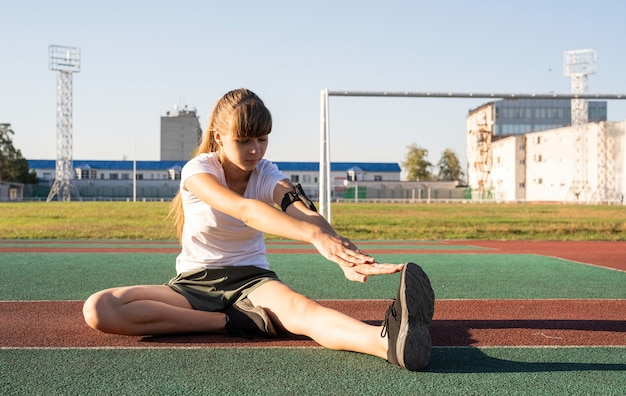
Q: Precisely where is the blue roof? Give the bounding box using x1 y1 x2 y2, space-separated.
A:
28 160 187 171
28 159 401 173
274 161 401 172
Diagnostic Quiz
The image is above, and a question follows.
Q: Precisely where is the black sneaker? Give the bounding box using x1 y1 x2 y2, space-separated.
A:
224 298 277 339
381 262 435 371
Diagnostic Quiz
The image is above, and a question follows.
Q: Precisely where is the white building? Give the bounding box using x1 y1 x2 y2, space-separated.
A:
490 135 526 201
468 120 626 203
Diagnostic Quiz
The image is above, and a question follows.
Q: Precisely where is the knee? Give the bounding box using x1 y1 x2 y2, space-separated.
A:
82 290 118 333
281 295 323 333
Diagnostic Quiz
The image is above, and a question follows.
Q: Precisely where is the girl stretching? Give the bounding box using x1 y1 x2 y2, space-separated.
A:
83 88 435 371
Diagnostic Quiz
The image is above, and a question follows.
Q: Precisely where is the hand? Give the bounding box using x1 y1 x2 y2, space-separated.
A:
312 233 376 268
310 231 404 282
339 261 404 283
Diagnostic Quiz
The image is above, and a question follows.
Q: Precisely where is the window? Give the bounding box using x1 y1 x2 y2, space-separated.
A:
110 173 118 180
535 108 544 118
168 169 181 180
547 108 559 119
9 186 19 200
374 175 382 181
75 168 97 179
302 174 311 183
122 173 130 180
290 175 299 183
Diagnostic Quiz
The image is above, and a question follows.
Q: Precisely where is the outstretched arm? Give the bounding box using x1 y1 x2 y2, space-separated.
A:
273 179 403 282
184 173 402 282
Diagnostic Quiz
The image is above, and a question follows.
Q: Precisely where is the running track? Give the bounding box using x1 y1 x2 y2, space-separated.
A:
1 240 624 349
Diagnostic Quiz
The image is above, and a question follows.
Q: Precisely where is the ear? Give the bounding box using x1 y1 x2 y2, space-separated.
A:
214 131 223 146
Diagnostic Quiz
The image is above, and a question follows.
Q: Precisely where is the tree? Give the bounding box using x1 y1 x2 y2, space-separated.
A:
436 148 465 183
402 143 433 181
0 123 38 184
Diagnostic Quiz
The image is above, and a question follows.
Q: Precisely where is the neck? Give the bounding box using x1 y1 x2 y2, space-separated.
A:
219 154 252 194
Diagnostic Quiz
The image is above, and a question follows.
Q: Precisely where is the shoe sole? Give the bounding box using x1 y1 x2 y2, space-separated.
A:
396 263 435 371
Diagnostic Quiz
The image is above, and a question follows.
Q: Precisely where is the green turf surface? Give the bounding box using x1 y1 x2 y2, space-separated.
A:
1 241 624 395
1 347 624 395
1 252 624 300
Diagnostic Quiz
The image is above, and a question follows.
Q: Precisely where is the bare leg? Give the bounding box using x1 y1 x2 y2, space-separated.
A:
82 285 226 336
247 281 387 359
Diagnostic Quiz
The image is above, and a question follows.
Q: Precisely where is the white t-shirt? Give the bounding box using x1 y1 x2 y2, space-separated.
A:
175 152 287 274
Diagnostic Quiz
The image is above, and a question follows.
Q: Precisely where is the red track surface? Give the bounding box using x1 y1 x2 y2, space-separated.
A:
1 300 624 348
1 240 624 349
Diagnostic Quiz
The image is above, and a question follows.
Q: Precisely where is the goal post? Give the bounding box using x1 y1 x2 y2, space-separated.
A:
319 89 626 222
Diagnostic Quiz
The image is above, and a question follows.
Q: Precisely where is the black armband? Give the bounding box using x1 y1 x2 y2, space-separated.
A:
281 183 317 212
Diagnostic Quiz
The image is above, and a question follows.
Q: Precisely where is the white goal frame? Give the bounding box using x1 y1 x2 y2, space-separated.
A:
319 89 626 222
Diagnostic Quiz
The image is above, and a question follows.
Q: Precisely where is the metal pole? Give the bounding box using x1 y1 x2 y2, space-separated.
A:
319 89 332 222
133 109 137 202
324 90 331 222
319 89 328 219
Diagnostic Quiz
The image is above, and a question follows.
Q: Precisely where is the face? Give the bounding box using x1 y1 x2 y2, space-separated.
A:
216 132 269 172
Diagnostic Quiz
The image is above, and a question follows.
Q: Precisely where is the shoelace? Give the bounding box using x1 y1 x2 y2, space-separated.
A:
380 300 397 338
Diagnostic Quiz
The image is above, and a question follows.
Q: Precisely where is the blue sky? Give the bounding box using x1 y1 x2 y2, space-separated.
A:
2 1 625 171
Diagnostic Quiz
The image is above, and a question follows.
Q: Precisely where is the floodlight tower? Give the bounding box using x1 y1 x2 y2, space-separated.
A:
564 48 596 201
47 45 81 202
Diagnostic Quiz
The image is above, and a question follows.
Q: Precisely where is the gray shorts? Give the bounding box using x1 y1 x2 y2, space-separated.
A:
167 266 280 312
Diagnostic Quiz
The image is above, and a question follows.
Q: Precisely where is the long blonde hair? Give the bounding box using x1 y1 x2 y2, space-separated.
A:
169 88 273 241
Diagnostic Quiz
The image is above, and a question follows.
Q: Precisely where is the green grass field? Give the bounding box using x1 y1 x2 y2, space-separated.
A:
1 201 624 240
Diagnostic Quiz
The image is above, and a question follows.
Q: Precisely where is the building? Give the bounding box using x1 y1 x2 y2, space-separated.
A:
487 99 607 137
468 120 625 203
0 180 23 201
276 161 402 199
160 107 202 161
29 160 184 200
466 98 621 202
489 135 526 201
27 160 402 201
524 121 624 202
